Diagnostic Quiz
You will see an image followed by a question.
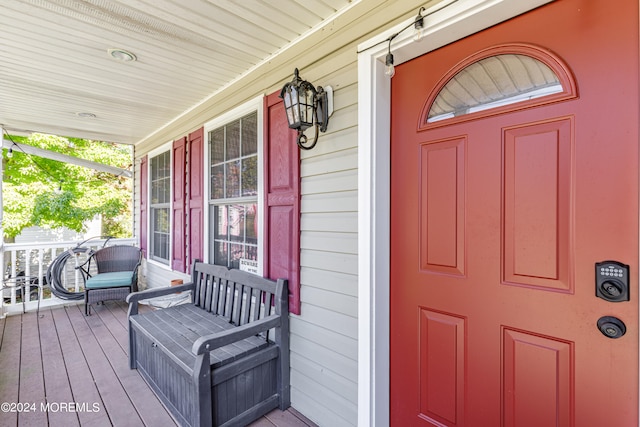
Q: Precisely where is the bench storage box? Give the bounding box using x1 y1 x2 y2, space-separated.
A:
127 262 290 427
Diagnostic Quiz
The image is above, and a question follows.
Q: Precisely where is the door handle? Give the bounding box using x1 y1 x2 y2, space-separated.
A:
595 261 630 302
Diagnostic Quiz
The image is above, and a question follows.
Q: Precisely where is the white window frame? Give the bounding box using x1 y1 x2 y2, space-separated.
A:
147 142 173 269
203 96 264 274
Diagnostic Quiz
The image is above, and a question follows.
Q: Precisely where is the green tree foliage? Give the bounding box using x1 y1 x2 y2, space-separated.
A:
2 133 132 240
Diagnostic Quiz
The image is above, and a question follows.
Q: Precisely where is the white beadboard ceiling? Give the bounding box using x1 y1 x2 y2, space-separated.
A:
0 0 354 144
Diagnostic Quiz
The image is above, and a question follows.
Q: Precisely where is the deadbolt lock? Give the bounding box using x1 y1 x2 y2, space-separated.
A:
597 316 626 339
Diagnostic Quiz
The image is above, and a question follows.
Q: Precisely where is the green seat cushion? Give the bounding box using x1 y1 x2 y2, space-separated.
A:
86 271 134 289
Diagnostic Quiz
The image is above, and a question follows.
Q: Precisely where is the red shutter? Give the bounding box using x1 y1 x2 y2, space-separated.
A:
264 92 301 314
187 128 204 267
139 155 148 258
172 137 187 272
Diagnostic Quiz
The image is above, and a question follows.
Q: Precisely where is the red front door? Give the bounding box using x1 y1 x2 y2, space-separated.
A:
390 1 639 426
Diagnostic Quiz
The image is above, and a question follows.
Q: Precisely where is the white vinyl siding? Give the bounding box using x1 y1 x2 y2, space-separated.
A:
292 62 359 426
134 2 433 424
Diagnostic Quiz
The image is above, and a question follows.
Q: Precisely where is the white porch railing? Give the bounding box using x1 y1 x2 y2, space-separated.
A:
1 238 136 317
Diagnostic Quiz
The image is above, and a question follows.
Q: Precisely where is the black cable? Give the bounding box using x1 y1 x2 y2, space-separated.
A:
3 130 60 183
356 0 460 54
3 130 126 186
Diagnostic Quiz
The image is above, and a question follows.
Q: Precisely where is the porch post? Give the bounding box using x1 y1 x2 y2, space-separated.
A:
1 125 5 318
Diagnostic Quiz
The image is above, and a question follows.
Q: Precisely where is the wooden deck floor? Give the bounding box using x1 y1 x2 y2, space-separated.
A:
0 301 315 427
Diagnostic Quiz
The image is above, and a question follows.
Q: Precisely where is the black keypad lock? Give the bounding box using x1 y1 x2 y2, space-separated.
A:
595 261 630 302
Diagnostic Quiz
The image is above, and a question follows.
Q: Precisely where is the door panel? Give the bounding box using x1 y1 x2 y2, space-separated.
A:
390 1 639 426
503 119 572 291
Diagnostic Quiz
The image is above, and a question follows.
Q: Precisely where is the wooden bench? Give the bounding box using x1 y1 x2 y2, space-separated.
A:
126 261 290 427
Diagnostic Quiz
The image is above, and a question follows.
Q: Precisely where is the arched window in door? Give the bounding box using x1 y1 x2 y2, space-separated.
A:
420 44 577 128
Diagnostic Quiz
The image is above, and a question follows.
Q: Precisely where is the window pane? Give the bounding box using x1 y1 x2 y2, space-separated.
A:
229 243 243 269
226 160 240 198
242 112 258 156
242 156 258 196
428 54 563 123
214 205 228 239
210 128 225 164
210 203 259 268
155 233 169 260
150 151 170 204
226 121 241 160
208 108 260 270
154 177 169 203
151 207 170 263
153 207 170 233
211 164 225 200
213 241 228 267
228 204 244 242
245 203 258 245
149 150 171 264
151 180 161 204
244 244 258 262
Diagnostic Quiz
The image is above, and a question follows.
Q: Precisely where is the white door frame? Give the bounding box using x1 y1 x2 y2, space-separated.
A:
356 1 555 425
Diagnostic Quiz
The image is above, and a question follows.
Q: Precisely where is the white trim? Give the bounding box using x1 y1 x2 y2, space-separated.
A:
357 1 555 426
203 96 264 274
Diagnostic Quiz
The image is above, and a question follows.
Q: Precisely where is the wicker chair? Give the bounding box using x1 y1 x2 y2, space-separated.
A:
83 245 142 315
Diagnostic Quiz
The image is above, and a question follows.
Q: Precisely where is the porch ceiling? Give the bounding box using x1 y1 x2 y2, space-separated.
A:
0 0 354 145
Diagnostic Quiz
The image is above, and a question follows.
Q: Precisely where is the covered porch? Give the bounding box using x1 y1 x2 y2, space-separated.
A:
0 300 315 427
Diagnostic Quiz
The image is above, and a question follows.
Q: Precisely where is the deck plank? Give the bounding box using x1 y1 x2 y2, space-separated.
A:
65 304 145 427
0 315 22 427
50 306 112 427
38 309 80 427
88 303 178 427
19 311 47 427
263 408 317 427
0 301 313 427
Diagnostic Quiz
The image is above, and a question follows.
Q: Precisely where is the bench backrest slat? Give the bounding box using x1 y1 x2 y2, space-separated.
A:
189 262 284 333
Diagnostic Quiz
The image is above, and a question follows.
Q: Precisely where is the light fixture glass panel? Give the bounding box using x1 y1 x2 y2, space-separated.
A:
286 107 295 127
283 91 292 108
293 103 300 123
428 54 563 123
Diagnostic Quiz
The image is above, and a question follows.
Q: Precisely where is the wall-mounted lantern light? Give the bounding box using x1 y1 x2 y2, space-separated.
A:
280 68 333 150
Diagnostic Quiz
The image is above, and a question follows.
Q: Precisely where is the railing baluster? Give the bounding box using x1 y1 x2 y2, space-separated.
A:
10 251 17 305
25 249 32 303
74 250 81 293
0 238 136 314
38 249 44 302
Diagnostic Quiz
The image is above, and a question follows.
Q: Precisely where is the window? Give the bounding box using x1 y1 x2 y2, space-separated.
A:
428 54 562 122
421 45 577 128
209 111 259 270
149 150 171 264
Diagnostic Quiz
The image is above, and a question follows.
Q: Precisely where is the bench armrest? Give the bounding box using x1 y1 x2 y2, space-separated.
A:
192 314 281 355
126 282 194 316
